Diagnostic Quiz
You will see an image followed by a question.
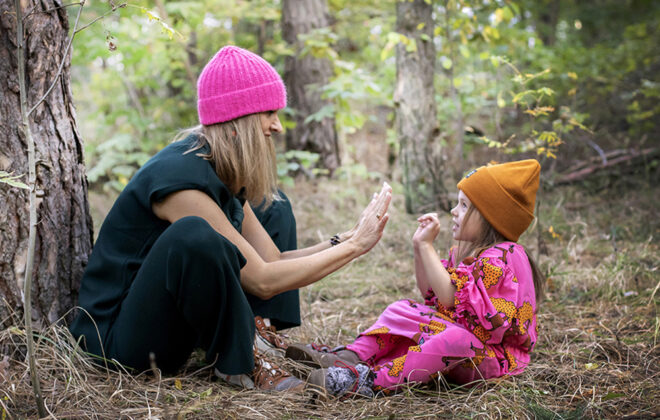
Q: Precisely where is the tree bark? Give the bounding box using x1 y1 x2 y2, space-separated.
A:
282 0 340 174
0 0 93 327
395 0 450 214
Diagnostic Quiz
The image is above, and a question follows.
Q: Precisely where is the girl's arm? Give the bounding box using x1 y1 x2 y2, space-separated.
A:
153 185 391 300
412 213 457 308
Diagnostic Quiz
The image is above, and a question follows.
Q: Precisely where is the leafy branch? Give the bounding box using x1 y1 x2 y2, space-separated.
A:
0 171 29 189
481 56 591 160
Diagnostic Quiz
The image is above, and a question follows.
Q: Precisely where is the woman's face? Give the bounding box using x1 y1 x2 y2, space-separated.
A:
450 190 482 242
260 111 283 138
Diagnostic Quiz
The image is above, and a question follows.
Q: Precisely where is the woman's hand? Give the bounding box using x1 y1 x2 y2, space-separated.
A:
347 182 392 255
412 212 440 248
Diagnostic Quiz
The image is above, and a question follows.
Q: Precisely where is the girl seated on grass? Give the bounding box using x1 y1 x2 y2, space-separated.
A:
287 159 545 398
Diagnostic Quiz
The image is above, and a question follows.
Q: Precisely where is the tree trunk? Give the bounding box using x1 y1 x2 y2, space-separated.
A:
0 0 93 327
537 0 560 46
395 0 450 214
282 0 340 174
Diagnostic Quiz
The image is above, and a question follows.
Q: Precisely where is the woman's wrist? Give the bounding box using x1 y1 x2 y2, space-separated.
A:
340 230 354 243
344 236 365 256
329 231 353 247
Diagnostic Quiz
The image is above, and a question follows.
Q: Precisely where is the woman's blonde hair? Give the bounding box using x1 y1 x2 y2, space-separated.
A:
455 205 545 303
175 113 280 208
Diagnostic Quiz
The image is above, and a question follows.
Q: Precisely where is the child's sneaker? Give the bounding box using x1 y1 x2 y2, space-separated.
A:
286 343 361 368
254 316 288 358
306 362 375 399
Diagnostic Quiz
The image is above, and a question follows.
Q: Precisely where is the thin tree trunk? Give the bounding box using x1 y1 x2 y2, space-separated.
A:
282 0 340 174
444 0 465 178
0 0 93 327
395 0 450 213
537 0 560 46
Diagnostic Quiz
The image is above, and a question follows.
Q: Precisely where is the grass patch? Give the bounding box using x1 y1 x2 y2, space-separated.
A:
1 176 658 418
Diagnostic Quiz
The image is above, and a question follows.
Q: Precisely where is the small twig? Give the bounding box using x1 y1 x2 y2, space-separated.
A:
15 0 47 415
27 0 85 116
75 3 126 34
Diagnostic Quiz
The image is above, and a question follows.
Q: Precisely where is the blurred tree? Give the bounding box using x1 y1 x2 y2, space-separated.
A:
395 0 450 213
282 0 340 174
0 0 93 327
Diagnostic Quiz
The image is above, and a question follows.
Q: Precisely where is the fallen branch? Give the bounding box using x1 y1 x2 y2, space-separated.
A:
555 147 659 185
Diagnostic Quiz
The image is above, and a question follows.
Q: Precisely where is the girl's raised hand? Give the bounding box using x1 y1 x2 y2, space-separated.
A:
348 182 392 255
412 212 440 246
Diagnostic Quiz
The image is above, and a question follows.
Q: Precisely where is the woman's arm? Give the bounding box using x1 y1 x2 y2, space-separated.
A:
153 186 391 300
412 213 456 308
241 184 390 261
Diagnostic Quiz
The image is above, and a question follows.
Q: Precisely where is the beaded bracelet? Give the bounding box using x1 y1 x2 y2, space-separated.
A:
330 234 341 246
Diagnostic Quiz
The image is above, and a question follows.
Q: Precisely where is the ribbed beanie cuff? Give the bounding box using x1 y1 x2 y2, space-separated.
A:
197 46 287 125
457 159 540 241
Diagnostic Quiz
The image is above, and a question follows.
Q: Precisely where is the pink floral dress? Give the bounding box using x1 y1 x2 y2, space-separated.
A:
345 242 538 392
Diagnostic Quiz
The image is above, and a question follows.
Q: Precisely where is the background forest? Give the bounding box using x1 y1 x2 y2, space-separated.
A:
1 0 659 418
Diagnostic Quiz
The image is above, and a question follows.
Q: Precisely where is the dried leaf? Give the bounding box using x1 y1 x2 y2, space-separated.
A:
0 355 9 383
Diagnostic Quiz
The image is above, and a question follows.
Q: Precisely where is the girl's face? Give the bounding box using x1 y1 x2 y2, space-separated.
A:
260 111 283 138
450 190 482 242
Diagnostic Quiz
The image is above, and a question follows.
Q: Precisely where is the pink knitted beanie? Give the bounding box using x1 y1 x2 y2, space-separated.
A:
197 46 287 125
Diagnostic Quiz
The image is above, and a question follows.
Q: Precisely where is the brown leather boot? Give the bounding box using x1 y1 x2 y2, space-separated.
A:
252 352 304 391
254 316 288 358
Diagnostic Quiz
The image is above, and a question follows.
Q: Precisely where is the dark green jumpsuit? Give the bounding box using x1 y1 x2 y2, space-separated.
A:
70 136 300 375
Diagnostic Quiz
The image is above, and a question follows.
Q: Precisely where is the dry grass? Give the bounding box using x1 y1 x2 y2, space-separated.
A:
1 175 659 419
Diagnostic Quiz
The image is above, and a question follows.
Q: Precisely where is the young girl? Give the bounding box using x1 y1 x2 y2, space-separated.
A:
70 46 392 392
287 159 544 397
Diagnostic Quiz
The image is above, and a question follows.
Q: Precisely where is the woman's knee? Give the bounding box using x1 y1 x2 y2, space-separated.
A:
162 216 239 258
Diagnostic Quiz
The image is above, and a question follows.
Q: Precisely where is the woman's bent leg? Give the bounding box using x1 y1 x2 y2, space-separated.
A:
105 216 255 375
248 191 300 330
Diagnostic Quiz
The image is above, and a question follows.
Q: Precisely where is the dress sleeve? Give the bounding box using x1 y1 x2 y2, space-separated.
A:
450 250 522 346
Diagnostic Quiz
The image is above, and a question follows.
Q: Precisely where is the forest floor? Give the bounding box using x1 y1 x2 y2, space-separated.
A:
1 165 659 419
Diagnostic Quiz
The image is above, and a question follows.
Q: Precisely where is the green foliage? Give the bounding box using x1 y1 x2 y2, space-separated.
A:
276 149 327 187
70 0 660 191
71 0 286 191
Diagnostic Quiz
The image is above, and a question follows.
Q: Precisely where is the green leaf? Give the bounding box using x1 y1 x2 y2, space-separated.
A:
405 38 417 53
441 57 453 70
603 392 625 401
497 91 506 108
4 179 30 189
0 171 29 189
459 45 470 59
512 90 535 104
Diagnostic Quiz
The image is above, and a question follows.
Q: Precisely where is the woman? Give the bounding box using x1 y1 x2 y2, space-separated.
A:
70 46 392 391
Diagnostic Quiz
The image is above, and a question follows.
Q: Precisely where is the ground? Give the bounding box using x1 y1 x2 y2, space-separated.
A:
1 163 658 419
